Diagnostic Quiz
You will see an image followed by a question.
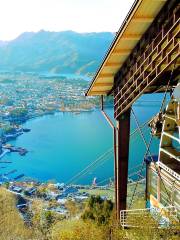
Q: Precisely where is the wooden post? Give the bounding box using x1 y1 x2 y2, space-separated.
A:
113 127 118 217
116 109 131 220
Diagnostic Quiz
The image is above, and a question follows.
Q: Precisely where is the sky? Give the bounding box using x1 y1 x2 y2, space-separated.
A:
0 0 134 41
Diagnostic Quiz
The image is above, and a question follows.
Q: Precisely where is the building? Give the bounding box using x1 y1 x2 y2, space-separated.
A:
86 0 179 222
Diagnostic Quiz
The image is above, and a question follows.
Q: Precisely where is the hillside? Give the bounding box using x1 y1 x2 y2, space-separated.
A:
0 187 178 240
0 187 37 240
0 30 114 75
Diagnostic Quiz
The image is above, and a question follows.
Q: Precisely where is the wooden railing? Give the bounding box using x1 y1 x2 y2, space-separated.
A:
114 6 180 119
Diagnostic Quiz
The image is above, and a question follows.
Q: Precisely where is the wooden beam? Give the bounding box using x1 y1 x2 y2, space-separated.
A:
132 16 154 23
90 90 108 95
112 49 131 55
98 73 114 78
105 62 122 67
152 0 167 2
95 82 113 87
116 109 131 219
121 34 141 40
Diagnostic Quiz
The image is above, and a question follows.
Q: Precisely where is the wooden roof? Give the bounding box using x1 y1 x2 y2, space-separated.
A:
86 0 168 96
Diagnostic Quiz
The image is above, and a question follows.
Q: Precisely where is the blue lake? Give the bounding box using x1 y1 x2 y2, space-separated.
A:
1 97 164 185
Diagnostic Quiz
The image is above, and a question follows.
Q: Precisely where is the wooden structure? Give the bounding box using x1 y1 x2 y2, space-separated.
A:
86 0 179 219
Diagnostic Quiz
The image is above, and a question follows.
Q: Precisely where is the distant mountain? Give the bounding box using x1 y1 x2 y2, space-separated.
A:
0 30 114 75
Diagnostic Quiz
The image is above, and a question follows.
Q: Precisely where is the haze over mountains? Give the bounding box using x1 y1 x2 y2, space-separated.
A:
0 30 114 75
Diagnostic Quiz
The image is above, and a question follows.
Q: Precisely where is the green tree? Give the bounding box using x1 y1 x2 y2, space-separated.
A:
3 182 10 189
81 195 113 225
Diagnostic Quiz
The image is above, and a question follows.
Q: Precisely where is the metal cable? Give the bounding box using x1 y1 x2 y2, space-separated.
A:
129 62 177 208
130 109 172 207
66 148 113 184
97 176 114 186
159 61 177 112
128 130 153 208
66 119 151 185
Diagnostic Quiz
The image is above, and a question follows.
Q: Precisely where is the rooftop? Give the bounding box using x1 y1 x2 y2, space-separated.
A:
86 0 168 96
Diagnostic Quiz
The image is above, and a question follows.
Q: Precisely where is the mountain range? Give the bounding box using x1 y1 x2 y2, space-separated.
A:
0 30 114 75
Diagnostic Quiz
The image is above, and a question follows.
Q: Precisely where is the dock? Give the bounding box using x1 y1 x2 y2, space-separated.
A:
14 174 25 180
0 160 12 164
0 149 10 159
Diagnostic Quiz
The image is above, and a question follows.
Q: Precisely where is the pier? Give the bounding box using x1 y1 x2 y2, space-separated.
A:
0 149 10 159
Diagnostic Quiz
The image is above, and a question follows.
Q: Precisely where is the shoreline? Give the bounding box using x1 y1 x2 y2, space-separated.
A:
0 107 99 144
3 104 114 126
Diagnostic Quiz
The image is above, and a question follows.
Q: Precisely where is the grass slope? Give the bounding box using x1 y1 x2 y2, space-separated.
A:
0 187 41 240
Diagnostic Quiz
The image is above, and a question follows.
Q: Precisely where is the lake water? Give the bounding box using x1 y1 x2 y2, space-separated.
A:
1 99 163 185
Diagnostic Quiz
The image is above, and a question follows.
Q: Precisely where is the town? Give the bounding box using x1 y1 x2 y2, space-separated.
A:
0 71 114 225
0 71 99 156
0 71 97 124
0 179 114 224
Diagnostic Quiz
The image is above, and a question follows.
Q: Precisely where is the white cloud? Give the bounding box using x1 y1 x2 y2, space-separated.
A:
0 0 134 40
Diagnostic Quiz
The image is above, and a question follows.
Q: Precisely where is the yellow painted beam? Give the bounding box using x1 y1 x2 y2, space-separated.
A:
90 91 107 95
132 16 154 22
105 62 122 67
152 0 167 2
95 82 113 87
112 49 131 55
121 34 141 40
98 73 114 78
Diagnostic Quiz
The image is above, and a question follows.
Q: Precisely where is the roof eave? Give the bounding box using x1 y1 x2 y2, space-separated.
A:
85 0 141 96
